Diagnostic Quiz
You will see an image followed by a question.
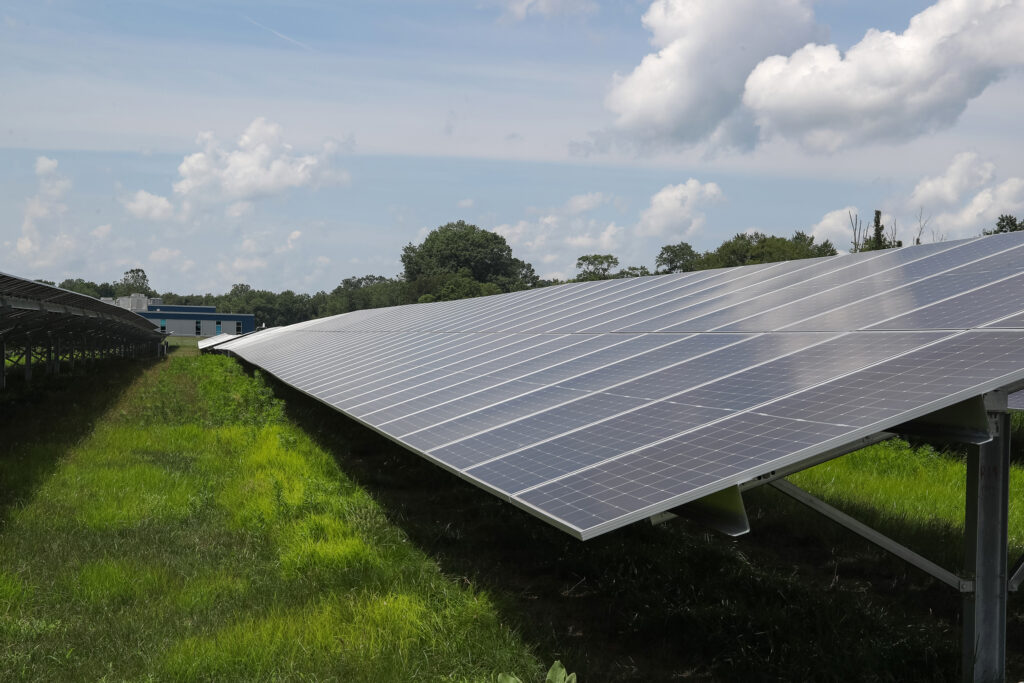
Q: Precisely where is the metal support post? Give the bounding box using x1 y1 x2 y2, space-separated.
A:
53 336 61 376
962 393 1010 683
45 336 53 376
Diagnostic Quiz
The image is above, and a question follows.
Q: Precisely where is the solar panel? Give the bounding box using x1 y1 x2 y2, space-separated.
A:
216 232 1024 539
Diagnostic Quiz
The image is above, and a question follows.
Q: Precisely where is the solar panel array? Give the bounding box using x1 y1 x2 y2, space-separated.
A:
216 232 1024 539
197 332 239 351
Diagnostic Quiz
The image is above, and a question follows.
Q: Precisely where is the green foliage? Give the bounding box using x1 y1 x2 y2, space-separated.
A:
984 214 1023 235
655 241 700 273
574 254 619 281
0 353 540 680
116 267 156 297
854 210 903 252
652 231 837 274
501 660 577 683
401 220 539 293
615 265 651 278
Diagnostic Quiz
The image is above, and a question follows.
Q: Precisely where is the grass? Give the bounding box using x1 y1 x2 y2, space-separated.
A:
0 350 540 681
0 344 1020 681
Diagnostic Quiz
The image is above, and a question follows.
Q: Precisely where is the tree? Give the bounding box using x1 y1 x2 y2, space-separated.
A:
575 254 619 281
58 278 102 298
853 210 902 252
655 242 700 273
401 220 538 293
116 268 155 296
616 265 651 278
986 214 1023 235
699 231 836 269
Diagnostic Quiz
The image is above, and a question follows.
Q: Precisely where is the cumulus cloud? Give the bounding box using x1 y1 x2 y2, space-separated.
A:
226 201 254 218
169 117 345 215
909 152 996 208
457 198 474 209
635 179 723 238
897 153 1024 240
495 180 724 279
564 192 607 215
744 0 1024 152
91 224 112 239
605 0 819 150
34 156 59 175
17 156 71 260
565 222 624 251
809 207 858 252
503 0 596 20
274 229 303 253
122 189 174 220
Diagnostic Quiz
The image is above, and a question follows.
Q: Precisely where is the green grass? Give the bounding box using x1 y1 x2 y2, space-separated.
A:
1 349 1021 681
0 354 540 681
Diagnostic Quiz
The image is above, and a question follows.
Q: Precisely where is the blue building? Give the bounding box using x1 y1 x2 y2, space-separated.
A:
102 294 256 337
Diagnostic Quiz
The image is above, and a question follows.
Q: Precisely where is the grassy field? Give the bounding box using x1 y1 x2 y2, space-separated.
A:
0 345 1020 681
0 347 539 680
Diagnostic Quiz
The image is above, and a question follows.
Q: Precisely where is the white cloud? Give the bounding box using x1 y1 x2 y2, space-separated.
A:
564 222 623 251
809 207 858 252
17 156 71 260
457 198 474 208
564 192 607 214
232 256 268 270
34 156 58 175
274 229 303 253
122 189 174 220
744 0 1024 152
503 0 596 20
91 224 112 239
606 0 819 150
930 178 1024 238
150 247 182 262
226 200 253 218
635 179 723 238
901 152 1024 240
909 152 995 208
172 117 344 214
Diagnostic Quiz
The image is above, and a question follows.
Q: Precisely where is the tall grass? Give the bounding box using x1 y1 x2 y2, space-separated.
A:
0 354 540 681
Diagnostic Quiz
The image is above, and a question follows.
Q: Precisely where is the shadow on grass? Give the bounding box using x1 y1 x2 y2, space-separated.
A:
0 358 158 520
262 371 1007 683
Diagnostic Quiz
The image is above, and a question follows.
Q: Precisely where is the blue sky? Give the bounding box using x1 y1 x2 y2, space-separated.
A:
2 0 1022 293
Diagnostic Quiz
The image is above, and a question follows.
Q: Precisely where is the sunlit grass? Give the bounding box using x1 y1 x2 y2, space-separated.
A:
789 438 1024 568
0 354 540 681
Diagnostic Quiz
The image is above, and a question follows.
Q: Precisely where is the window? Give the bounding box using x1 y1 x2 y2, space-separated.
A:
195 320 201 336
236 321 242 334
216 321 222 334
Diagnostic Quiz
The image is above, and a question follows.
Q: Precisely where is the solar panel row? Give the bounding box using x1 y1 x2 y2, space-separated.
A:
217 232 1024 539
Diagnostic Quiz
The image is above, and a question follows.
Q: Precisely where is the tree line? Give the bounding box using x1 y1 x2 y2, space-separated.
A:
46 212 1021 329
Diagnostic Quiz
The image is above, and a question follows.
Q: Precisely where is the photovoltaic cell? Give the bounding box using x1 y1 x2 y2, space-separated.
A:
215 232 1024 539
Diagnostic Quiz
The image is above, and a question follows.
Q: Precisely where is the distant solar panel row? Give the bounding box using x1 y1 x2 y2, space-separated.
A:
217 232 1024 539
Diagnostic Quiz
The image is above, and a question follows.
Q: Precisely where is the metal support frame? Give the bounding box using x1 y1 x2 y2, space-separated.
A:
962 393 1009 683
766 390 1012 683
1009 555 1024 593
770 479 969 591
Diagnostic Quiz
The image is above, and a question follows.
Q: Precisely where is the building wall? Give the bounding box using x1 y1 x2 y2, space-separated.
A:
149 315 251 337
